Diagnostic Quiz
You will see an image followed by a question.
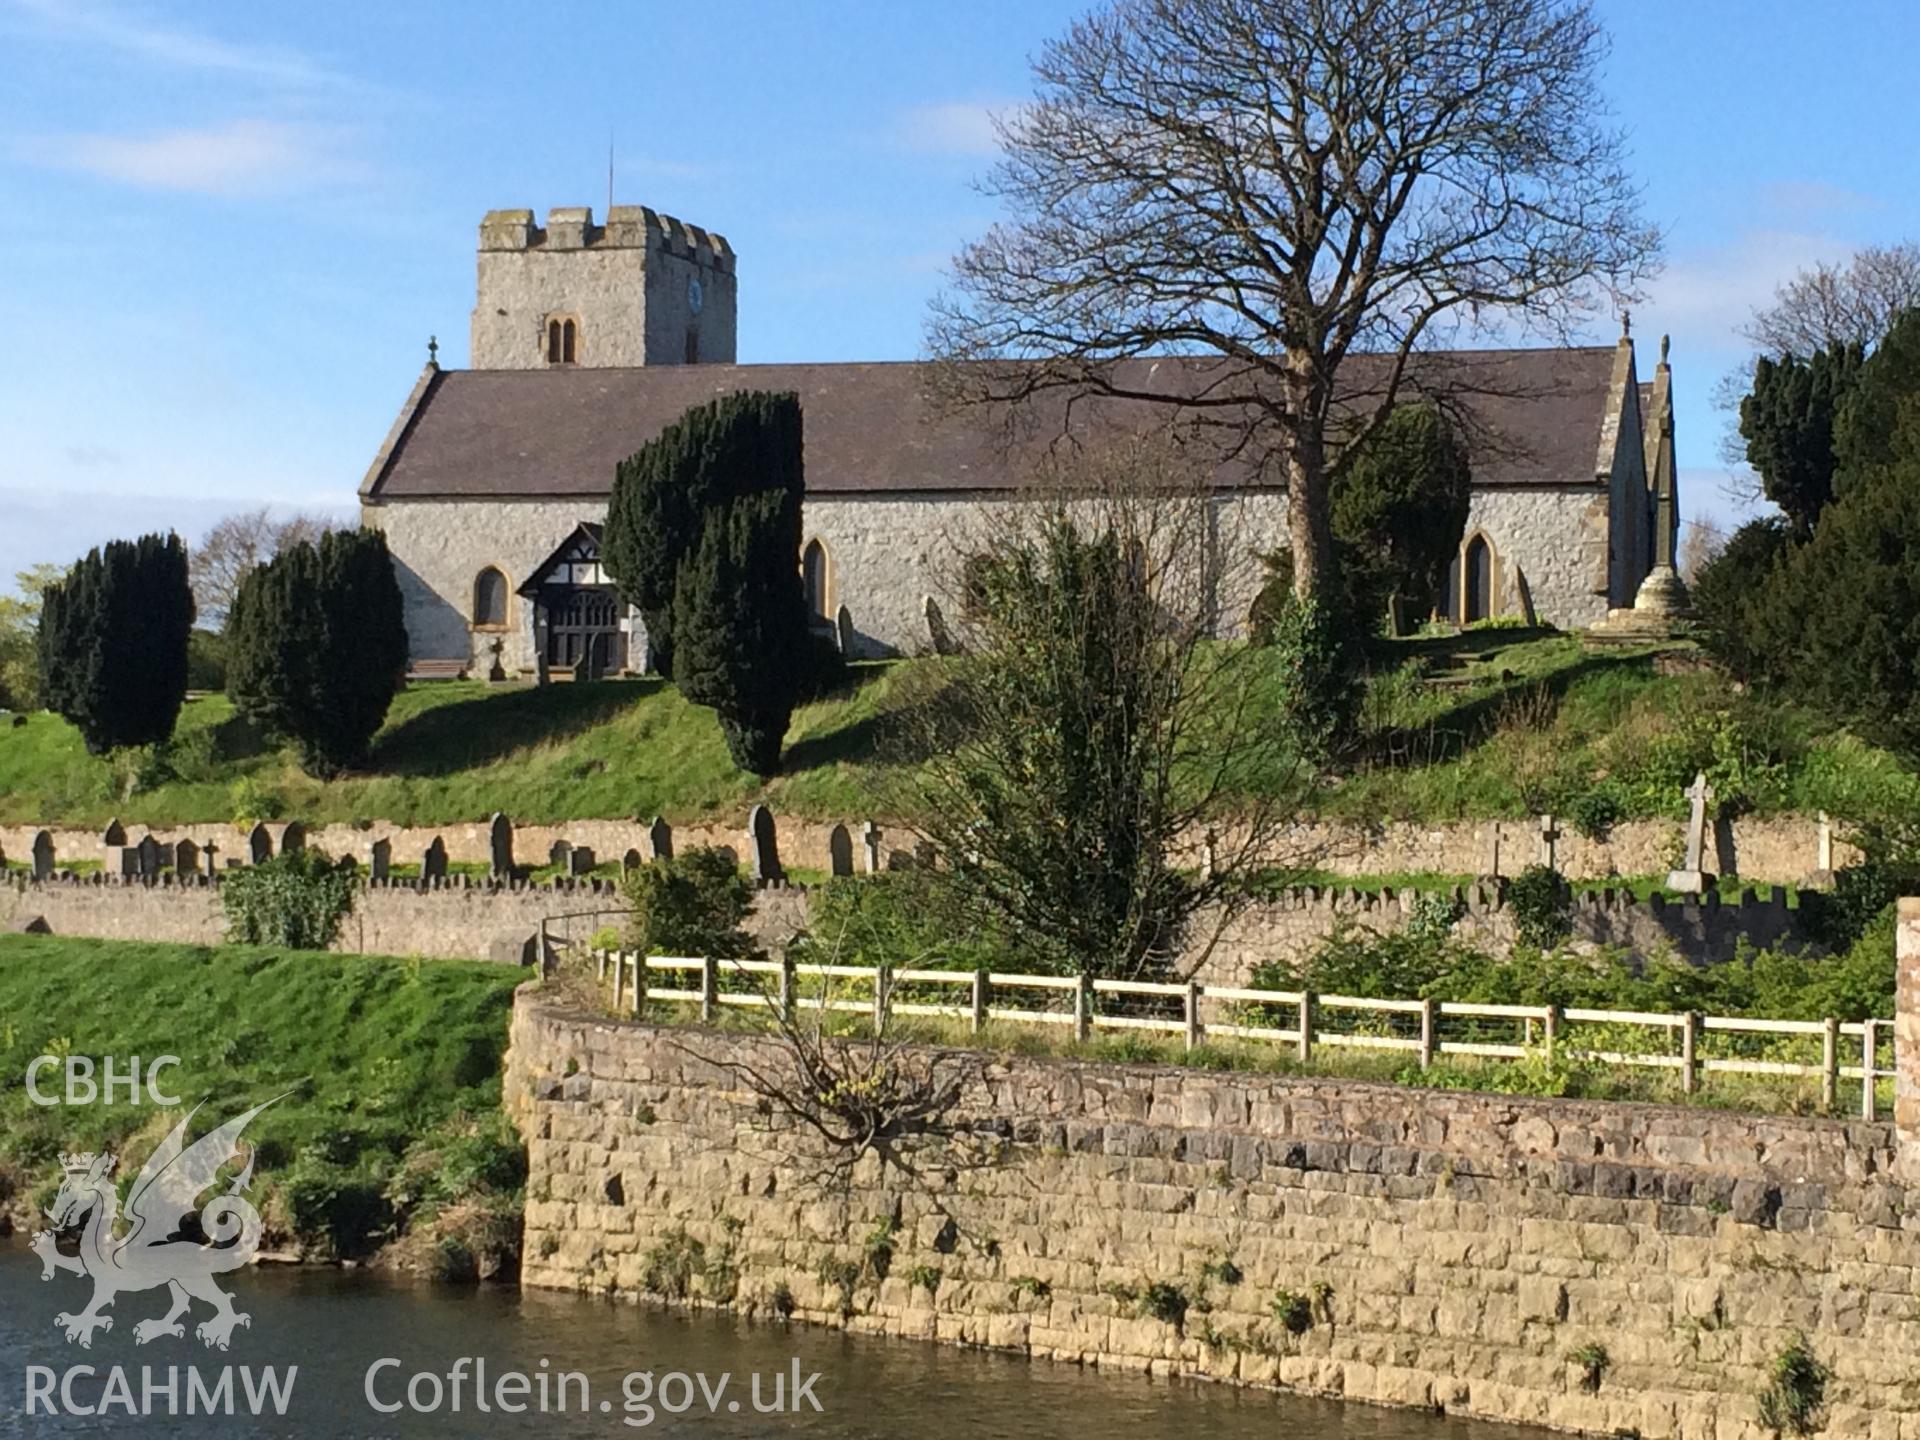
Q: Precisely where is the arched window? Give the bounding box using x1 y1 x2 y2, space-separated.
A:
1464 535 1494 623
802 540 831 619
546 317 580 365
562 318 577 364
473 567 508 628
547 320 562 364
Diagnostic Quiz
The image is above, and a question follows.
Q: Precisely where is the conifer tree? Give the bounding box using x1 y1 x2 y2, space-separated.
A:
227 528 407 776
603 391 808 773
36 532 194 753
1739 341 1864 534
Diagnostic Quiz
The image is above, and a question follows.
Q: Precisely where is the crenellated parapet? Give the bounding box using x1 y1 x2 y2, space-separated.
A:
478 205 734 273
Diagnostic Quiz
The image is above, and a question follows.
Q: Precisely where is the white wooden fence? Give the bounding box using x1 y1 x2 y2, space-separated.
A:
588 949 1893 1120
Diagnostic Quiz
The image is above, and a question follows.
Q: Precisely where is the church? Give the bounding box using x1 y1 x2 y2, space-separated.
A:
359 205 1678 680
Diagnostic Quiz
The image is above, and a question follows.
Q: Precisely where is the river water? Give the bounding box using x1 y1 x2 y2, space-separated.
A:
0 1244 1520 1438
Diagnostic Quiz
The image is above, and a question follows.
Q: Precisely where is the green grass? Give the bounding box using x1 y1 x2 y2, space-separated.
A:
2 634 1912 829
0 935 525 1261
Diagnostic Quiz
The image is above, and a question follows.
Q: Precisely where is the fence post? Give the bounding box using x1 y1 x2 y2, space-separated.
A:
779 954 795 1021
701 955 717 1023
874 964 892 1033
1074 973 1092 1044
1543 1003 1560 1059
1680 1012 1698 1096
1823 1016 1840 1113
1864 1019 1880 1122
632 951 647 1017
1185 981 1203 1053
971 968 988 1034
610 950 623 1007
1298 991 1315 1064
1419 997 1436 1071
595 944 606 983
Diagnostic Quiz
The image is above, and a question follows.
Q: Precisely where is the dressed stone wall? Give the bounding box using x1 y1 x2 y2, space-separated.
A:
1462 486 1611 631
506 994 1920 1438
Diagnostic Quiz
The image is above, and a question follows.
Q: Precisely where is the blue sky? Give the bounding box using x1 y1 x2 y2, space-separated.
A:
2 0 1917 590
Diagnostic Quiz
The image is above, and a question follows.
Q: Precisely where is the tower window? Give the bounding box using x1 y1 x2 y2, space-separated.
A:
563 318 577 363
547 320 561 364
546 316 581 365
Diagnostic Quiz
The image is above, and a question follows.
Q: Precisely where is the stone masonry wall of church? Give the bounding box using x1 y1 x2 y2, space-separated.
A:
370 483 1611 674
1462 486 1612 631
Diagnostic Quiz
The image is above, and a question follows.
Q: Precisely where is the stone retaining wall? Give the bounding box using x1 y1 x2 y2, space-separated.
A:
0 873 808 964
506 992 1920 1439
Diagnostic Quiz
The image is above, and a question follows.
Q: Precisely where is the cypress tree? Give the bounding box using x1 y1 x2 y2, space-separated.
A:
37 532 194 753
603 391 808 773
228 528 407 776
1739 340 1864 535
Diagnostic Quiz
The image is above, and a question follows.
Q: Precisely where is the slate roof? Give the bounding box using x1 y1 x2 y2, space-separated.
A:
360 348 1627 502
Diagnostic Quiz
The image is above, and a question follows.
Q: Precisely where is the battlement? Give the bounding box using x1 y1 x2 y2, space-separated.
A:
478 205 734 272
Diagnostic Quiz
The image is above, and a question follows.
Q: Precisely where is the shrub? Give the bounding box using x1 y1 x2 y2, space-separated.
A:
227 528 407 777
1272 1288 1314 1335
186 627 228 691
1691 517 1792 679
37 533 194 754
221 846 357 949
621 847 758 962
1330 402 1473 634
1260 589 1360 765
1799 862 1909 952
1506 865 1572 950
1565 783 1626 842
1757 1337 1828 1436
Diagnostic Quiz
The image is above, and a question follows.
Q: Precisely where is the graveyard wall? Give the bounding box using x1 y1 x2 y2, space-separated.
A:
506 991 1920 1439
0 810 1857 889
0 873 810 963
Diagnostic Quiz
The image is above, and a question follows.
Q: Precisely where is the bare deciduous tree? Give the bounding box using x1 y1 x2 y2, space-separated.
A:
1678 517 1725 585
1714 242 1920 490
190 509 335 628
931 0 1659 602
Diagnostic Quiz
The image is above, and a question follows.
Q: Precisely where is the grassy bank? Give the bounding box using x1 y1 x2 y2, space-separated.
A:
1 633 1912 829
0 935 525 1276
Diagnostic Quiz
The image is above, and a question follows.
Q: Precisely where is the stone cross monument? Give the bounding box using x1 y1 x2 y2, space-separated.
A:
1665 772 1716 895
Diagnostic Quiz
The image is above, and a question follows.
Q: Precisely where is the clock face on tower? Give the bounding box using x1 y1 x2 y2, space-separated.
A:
687 278 704 316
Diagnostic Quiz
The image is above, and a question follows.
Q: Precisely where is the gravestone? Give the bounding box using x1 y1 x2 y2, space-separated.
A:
568 846 596 876
135 836 161 876
109 845 140 878
622 848 643 873
247 823 272 865
1538 814 1561 870
548 840 574 874
1200 829 1218 882
369 838 391 882
279 822 306 855
31 831 54 880
173 839 199 875
861 821 881 875
924 596 959 657
102 818 126 847
828 824 854 878
747 805 783 883
490 813 515 878
1666 772 1716 896
646 816 673 862
835 604 856 656
202 841 219 879
422 837 448 880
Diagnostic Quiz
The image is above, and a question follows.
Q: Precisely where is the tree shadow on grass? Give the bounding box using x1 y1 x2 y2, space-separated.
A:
779 668 946 777
369 680 660 778
1361 652 1637 772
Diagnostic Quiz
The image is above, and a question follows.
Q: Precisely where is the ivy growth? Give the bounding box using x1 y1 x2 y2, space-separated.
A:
220 846 355 950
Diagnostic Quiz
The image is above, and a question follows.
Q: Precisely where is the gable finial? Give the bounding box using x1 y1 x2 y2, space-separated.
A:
427 334 439 367
1621 308 1632 340
1660 333 1671 366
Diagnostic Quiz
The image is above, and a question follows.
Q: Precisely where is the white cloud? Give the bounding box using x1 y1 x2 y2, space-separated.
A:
1758 179 1883 219
896 101 1014 157
1638 228 1853 355
17 119 365 197
1 0 347 90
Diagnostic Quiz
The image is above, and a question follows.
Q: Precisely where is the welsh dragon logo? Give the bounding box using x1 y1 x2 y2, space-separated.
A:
30 1097 283 1350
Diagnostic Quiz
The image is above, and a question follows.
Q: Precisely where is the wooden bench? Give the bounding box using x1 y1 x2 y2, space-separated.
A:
406 658 468 682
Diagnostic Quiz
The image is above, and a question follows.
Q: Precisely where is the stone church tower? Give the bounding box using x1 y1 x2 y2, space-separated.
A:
469 205 736 370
